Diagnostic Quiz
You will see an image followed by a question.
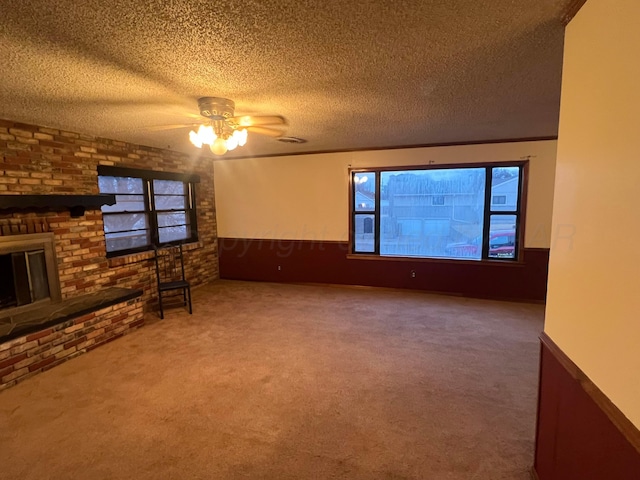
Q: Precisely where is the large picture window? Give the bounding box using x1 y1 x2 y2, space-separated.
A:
351 163 525 261
97 166 199 256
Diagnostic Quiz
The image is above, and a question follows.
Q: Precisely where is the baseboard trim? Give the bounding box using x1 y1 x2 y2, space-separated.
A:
539 332 640 454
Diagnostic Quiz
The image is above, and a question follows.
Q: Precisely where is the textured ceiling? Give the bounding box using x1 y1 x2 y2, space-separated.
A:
0 0 573 159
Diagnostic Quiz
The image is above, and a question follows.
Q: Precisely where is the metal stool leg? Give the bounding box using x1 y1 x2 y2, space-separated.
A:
187 286 193 314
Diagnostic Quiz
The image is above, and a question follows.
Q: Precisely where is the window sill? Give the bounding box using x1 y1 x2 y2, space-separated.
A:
107 240 203 267
345 253 526 267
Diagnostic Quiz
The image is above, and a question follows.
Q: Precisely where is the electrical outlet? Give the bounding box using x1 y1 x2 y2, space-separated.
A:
410 270 416 278
277 265 282 271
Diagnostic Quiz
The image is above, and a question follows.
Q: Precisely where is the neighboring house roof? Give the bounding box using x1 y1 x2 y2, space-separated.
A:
356 190 375 199
492 177 519 189
355 191 375 207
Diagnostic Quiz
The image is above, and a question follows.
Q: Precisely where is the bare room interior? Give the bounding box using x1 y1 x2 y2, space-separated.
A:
1 1 639 479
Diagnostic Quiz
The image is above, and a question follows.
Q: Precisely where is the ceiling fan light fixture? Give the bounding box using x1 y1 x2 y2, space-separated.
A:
210 137 228 155
189 124 217 148
189 97 286 155
191 125 249 155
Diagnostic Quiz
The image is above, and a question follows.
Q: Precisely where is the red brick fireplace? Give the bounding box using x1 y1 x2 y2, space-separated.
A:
0 119 218 389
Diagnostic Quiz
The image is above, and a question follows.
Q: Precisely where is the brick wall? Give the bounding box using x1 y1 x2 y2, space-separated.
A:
0 297 144 390
0 119 219 308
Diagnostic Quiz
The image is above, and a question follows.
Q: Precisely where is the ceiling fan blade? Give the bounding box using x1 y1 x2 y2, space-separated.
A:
229 115 287 127
145 123 201 131
245 125 286 137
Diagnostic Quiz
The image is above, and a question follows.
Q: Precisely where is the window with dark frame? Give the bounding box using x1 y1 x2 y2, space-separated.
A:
97 166 199 256
432 195 445 206
351 163 525 261
492 195 507 205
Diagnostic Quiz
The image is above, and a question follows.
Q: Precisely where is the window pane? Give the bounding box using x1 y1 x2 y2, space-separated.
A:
488 214 517 259
159 225 190 244
491 167 519 211
101 194 146 213
103 213 148 233
97 173 198 254
354 214 375 252
380 168 485 258
105 230 150 252
157 212 188 228
154 194 187 210
153 179 185 195
354 172 376 212
98 176 144 194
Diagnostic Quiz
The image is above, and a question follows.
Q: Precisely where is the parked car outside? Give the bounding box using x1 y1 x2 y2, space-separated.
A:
445 230 515 259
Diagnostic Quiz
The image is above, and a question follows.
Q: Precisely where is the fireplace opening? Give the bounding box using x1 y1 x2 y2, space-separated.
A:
0 250 51 311
0 254 16 309
0 233 61 321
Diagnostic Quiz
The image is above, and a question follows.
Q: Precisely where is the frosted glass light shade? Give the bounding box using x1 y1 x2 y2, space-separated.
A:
200 125 215 145
189 130 202 148
238 129 248 146
190 124 250 155
211 137 228 155
226 135 238 151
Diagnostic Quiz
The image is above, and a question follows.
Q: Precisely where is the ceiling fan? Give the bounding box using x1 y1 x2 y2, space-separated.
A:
165 97 288 155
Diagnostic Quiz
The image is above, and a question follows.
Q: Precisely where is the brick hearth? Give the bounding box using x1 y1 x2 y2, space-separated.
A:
0 294 143 390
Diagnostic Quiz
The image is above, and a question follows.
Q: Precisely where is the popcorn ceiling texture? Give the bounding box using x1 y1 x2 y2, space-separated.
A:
0 0 574 158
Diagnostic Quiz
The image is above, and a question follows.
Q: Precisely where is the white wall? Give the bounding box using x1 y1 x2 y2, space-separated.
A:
214 140 557 247
544 0 640 427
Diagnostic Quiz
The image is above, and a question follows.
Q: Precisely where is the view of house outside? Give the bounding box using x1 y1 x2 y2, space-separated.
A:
100 176 151 252
99 176 192 253
353 167 519 259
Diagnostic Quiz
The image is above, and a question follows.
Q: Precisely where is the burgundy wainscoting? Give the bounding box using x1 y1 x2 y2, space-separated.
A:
218 238 550 302
534 333 640 479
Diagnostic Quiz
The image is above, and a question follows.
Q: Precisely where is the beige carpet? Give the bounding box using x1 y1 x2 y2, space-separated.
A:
0 280 543 479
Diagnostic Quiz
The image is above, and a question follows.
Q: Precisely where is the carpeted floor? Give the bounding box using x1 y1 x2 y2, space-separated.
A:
0 280 544 479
